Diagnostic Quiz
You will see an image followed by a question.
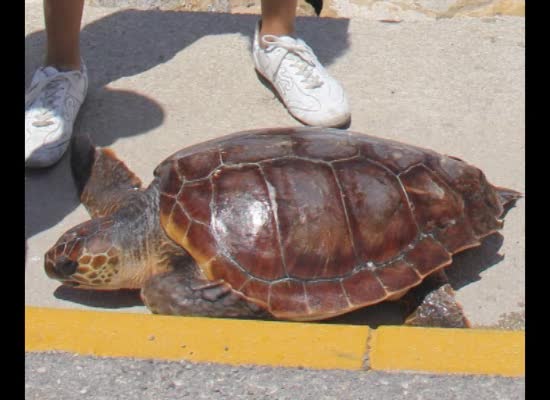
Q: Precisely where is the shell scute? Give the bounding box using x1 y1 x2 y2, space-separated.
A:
405 236 452 276
185 222 217 266
341 269 387 306
158 161 183 197
261 158 356 279
333 158 418 263
292 131 358 160
269 280 309 316
400 164 464 232
211 165 285 280
162 200 191 245
220 133 294 164
434 218 480 253
178 180 213 225
359 138 430 173
304 280 350 316
174 148 220 181
374 259 422 293
239 279 270 307
208 256 250 291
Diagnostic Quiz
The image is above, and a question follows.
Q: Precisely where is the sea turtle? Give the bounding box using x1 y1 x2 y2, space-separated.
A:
45 127 520 327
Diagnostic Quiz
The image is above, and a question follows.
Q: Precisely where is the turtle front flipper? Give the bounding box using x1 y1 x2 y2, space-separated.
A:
402 270 470 328
71 133 143 218
141 264 271 319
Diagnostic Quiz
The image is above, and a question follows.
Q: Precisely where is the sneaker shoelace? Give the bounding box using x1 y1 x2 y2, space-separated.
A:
25 71 77 128
262 35 324 90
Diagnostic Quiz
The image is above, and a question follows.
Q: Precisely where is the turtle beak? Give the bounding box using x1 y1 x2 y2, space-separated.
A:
45 256 79 281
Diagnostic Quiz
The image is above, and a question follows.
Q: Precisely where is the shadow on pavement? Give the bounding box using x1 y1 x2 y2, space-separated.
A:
54 286 144 309
445 232 504 289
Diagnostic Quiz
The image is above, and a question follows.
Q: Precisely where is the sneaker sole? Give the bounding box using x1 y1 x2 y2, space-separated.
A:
25 139 70 168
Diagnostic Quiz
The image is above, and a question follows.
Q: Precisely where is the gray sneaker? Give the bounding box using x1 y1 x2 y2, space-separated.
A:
25 63 88 168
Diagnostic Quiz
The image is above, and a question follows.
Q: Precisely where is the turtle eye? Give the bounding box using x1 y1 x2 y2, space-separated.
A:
56 257 79 277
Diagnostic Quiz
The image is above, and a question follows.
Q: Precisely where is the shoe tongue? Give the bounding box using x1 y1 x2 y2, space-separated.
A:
271 35 310 52
30 66 61 86
41 66 61 76
274 35 298 45
278 34 296 41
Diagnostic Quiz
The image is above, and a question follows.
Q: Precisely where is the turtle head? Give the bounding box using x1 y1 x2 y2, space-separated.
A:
45 218 126 289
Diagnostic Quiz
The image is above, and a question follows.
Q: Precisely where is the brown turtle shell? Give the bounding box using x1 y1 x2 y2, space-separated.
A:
156 127 509 320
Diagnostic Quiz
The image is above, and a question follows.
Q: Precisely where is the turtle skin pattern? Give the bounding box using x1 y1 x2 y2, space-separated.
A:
156 128 506 321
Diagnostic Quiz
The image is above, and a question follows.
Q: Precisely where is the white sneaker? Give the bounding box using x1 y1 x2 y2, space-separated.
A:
25 63 88 168
252 21 350 127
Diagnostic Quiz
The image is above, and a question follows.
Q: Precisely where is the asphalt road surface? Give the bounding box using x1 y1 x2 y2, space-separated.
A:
25 352 525 400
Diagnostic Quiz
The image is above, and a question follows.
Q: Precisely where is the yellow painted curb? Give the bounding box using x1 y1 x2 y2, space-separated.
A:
25 307 368 370
25 307 525 376
370 326 524 377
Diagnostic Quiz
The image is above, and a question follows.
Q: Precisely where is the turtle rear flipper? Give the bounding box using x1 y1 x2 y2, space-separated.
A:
494 186 522 207
71 133 142 218
402 270 470 328
493 185 522 218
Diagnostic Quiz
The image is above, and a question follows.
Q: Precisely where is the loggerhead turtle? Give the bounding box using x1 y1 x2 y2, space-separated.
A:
45 128 520 327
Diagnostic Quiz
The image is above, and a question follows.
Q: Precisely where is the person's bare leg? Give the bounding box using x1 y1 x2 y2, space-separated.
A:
260 0 297 40
25 0 88 168
44 0 84 71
